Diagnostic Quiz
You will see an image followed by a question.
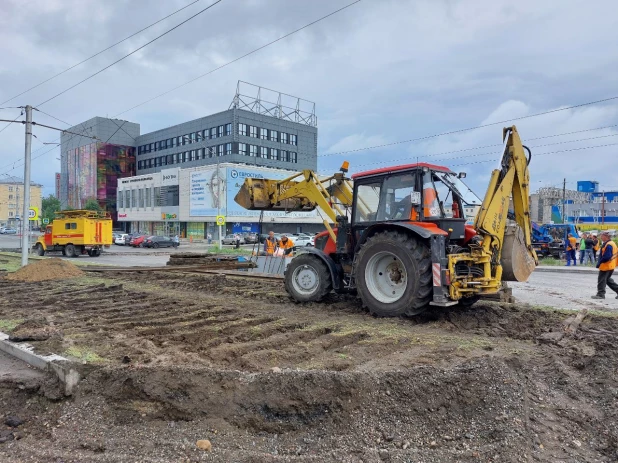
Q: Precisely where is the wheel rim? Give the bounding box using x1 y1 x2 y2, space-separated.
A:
364 251 407 304
291 264 320 296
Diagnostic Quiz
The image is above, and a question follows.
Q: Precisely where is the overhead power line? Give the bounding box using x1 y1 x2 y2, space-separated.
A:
114 0 362 117
36 0 224 107
0 0 204 106
321 96 618 157
353 131 618 169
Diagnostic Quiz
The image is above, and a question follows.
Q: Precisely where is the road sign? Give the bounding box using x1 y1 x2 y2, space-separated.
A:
216 215 226 226
28 207 39 221
42 218 49 225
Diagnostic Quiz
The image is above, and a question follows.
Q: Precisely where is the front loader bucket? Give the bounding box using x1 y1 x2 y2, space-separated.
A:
501 225 537 282
234 178 316 212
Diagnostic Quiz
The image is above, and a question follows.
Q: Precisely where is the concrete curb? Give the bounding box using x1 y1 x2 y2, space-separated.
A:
0 332 80 395
535 266 598 274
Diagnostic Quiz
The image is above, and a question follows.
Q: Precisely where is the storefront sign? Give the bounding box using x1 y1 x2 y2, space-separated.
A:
161 213 178 220
118 213 128 218
161 168 179 186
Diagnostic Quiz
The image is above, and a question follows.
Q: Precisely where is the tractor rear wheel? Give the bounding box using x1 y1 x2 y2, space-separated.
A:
355 231 432 317
284 254 333 302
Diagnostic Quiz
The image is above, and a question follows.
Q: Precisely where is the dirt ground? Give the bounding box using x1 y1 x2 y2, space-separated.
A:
1 270 617 462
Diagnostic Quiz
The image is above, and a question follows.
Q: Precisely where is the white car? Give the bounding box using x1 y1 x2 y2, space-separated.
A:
115 234 129 245
292 235 314 247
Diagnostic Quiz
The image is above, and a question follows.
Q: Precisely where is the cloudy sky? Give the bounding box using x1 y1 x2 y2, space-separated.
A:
1 0 617 197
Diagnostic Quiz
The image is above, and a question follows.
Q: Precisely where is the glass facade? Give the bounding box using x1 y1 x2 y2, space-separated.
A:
66 142 135 219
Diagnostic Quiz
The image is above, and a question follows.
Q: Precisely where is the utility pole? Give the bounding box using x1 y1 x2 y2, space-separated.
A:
217 151 223 249
601 190 605 225
561 178 566 224
21 105 32 267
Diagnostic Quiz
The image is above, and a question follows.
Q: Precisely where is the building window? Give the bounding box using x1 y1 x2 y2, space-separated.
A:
270 130 278 142
190 150 196 161
150 143 155 152
196 131 202 142
131 190 137 208
190 132 196 143
210 127 217 139
138 146 142 155
8 195 13 200
170 138 176 148
9 212 13 217
290 152 297 163
260 146 268 158
138 189 144 208
8 186 13 192
260 128 268 140
281 150 288 162
218 144 224 157
281 133 288 144
201 129 208 140
218 125 224 138
239 143 248 156
118 192 123 209
226 143 232 155
270 148 279 160
144 188 150 208
182 134 189 145
290 134 297 146
249 126 258 138
239 123 248 136
225 123 232 136
249 145 258 157
138 160 143 169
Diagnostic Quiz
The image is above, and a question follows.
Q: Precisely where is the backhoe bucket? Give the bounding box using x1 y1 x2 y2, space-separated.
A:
234 178 316 212
500 225 537 282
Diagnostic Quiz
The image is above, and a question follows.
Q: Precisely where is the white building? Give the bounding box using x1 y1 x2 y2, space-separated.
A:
116 163 325 238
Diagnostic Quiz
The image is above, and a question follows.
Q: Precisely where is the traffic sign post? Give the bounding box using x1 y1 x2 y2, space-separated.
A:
216 215 226 226
42 218 49 225
28 207 39 221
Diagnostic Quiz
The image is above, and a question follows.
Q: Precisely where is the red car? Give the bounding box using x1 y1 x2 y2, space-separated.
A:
129 234 147 247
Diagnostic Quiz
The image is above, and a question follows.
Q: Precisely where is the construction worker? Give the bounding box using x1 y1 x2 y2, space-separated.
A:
592 234 600 260
583 233 595 265
278 234 295 256
263 231 277 255
565 233 577 266
579 233 587 265
591 231 618 300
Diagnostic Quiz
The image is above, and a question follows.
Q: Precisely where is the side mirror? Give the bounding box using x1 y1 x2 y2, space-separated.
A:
458 172 467 179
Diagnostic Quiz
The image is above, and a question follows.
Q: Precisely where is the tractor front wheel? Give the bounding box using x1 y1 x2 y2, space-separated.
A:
355 231 432 317
284 254 333 302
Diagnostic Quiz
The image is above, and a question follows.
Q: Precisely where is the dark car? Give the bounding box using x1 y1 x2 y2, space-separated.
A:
143 235 178 248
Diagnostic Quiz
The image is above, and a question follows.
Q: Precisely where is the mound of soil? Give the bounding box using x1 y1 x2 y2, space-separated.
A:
6 258 83 282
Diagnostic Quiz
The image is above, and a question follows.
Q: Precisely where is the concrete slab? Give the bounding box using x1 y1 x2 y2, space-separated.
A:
0 332 80 395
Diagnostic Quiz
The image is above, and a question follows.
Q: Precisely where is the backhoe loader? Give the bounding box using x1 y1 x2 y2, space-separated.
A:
235 126 538 316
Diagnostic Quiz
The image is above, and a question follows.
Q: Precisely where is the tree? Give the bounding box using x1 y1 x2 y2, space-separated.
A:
41 195 61 224
83 198 103 212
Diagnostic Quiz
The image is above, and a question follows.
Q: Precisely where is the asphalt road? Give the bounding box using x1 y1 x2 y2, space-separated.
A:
510 270 618 311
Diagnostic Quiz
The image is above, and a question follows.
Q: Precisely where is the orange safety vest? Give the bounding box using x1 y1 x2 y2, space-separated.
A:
593 239 600 251
264 237 276 255
566 236 577 251
278 238 295 253
599 241 618 271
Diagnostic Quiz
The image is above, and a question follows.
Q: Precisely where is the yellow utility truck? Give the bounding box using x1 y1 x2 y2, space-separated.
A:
33 210 112 258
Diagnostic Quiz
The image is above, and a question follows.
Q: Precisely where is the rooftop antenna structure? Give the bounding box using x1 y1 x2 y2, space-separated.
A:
230 81 317 127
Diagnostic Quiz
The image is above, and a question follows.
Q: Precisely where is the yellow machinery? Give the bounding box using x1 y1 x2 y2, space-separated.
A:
235 126 537 316
33 210 112 258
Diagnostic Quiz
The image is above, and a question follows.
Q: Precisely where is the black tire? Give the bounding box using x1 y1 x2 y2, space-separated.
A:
284 254 333 302
35 244 44 256
153 243 160 249
87 250 93 257
64 244 76 258
355 231 432 317
94 249 101 257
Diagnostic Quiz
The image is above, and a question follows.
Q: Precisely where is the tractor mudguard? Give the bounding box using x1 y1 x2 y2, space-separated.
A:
293 247 342 290
355 222 442 252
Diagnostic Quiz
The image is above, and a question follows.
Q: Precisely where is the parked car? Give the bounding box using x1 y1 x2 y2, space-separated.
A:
3 228 17 235
243 232 258 244
222 234 246 245
114 233 129 245
129 234 147 247
292 235 314 247
143 235 178 248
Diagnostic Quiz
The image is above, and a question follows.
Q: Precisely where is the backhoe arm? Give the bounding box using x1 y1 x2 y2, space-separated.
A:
234 170 354 242
473 126 538 281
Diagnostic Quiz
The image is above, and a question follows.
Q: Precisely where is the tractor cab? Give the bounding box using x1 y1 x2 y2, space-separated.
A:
350 163 480 243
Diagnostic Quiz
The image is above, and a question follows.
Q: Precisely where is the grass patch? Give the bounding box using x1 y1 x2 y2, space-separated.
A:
0 319 24 332
207 245 254 256
64 346 106 363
